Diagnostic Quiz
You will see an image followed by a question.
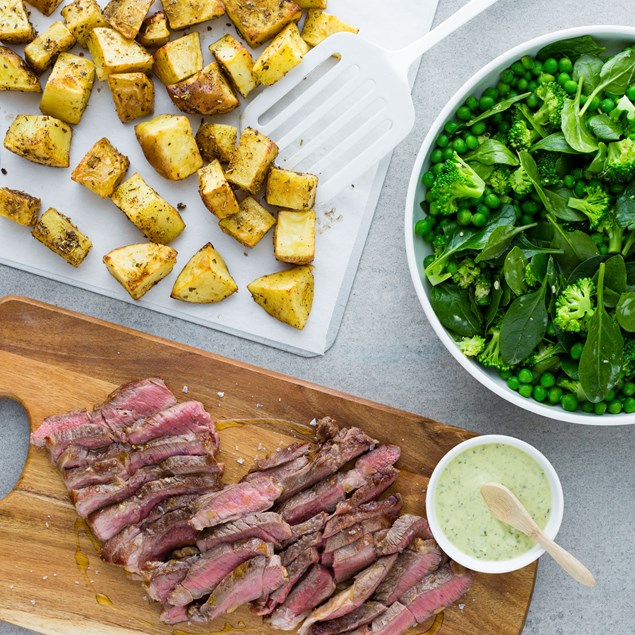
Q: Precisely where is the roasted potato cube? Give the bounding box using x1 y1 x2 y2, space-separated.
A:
71 137 130 198
0 45 40 91
153 32 202 86
266 168 318 210
40 53 95 125
0 0 34 43
103 0 154 41
111 173 185 244
295 0 327 8
226 127 278 195
219 196 276 248
136 11 169 48
197 160 240 220
253 23 309 86
61 0 108 47
0 188 41 226
4 114 72 168
247 265 314 330
209 34 258 98
87 27 153 81
301 10 358 47
25 0 63 16
32 208 92 267
103 242 177 300
160 0 224 31
135 114 203 181
274 210 315 264
167 62 238 116
108 72 154 123
171 242 237 303
196 122 237 164
223 0 301 48
24 22 76 74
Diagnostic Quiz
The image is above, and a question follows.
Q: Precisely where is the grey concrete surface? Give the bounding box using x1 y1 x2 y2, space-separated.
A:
1 0 634 633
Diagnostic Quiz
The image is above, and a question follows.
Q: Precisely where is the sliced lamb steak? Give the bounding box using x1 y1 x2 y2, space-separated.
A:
56 443 123 471
375 515 432 556
349 467 399 507
331 533 380 583
350 601 415 635
89 474 221 542
298 555 397 635
196 512 292 551
193 555 287 623
281 512 328 548
142 555 198 604
374 539 444 605
125 400 219 447
323 517 392 555
168 538 273 606
323 496 403 539
251 442 311 471
269 565 336 631
315 417 340 442
161 603 191 625
190 477 283 531
242 456 311 487
306 601 388 635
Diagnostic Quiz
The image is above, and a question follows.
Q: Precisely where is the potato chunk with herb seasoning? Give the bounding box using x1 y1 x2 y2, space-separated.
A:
266 168 318 210
136 11 169 48
274 210 316 264
0 0 34 43
103 0 153 40
295 0 327 8
4 114 72 168
0 45 40 91
153 32 202 85
103 242 177 300
198 160 240 220
223 0 301 48
219 196 276 248
167 62 238 116
40 53 96 125
253 23 309 86
226 127 278 195
61 0 108 48
111 173 185 243
248 265 314 330
32 208 92 267
301 10 358 47
87 27 153 80
24 22 76 74
25 0 64 16
160 0 224 31
0 188 40 226
71 137 129 198
209 34 258 98
108 72 154 123
135 114 203 181
196 123 237 164
171 243 237 303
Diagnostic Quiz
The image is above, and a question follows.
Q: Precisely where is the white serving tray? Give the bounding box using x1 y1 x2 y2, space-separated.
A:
0 0 438 356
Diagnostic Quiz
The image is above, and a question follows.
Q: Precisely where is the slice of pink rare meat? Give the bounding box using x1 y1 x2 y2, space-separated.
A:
306 601 388 635
323 496 403 539
141 555 198 604
374 515 433 556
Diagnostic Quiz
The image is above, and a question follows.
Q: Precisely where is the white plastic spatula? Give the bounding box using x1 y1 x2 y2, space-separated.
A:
241 0 500 205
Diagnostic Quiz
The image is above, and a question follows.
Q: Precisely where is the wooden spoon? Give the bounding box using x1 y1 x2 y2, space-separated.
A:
480 482 596 587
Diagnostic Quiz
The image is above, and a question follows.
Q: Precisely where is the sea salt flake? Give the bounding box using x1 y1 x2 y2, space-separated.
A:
45 522 49 528
309 418 317 427
236 458 245 465
9 585 14 590
182 385 189 394
42 576 48 580
459 604 465 610
217 391 225 398
257 443 266 451
256 403 263 408
31 599 36 606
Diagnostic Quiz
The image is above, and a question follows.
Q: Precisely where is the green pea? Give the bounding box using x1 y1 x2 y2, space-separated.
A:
483 86 499 100
564 80 578 94
600 98 615 113
543 58 558 74
531 61 543 76
456 106 472 121
608 399 623 414
471 212 487 227
587 96 601 112
563 174 575 188
500 368 512 380
452 138 467 154
573 180 587 197
430 149 444 164
581 401 594 414
570 343 584 360
520 55 534 69
594 401 608 415
443 147 455 161
528 80 538 92
517 78 529 91
464 135 479 150
511 61 525 76
521 200 539 214
471 122 486 135
623 397 635 413
527 93 539 109
508 376 520 391
540 372 556 388
558 57 573 74
622 381 635 397
627 85 635 101
497 82 511 96
484 193 500 209
519 384 533 398
415 218 433 236
557 72 571 86
476 204 490 217
446 260 459 275
546 322 556 337
432 163 444 176
421 171 435 188
520 213 534 226
436 134 449 148
423 254 436 268
466 95 479 111
561 394 579 411
500 69 514 84
457 209 472 226
599 244 609 255
548 386 563 404
479 95 495 111
444 120 459 135
533 385 547 402
518 368 534 384
508 90 519 98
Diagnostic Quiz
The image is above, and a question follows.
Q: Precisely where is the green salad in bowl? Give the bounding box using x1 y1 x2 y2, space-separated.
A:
406 28 635 423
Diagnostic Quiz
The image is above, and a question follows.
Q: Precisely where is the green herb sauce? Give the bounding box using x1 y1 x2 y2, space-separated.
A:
435 443 552 561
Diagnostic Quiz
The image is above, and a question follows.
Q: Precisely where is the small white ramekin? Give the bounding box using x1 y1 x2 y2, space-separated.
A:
425 434 564 574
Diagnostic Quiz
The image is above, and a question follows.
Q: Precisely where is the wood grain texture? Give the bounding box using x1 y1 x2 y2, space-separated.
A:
0 296 536 635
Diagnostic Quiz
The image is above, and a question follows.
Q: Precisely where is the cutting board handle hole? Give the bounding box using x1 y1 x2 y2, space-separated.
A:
0 398 29 501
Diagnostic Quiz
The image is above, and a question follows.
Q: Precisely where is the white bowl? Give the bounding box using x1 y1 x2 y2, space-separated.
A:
425 434 564 574
405 26 635 426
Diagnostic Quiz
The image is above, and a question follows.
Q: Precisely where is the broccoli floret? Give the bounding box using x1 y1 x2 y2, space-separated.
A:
487 165 512 196
509 165 533 196
557 376 588 402
432 233 448 257
477 327 510 371
508 118 535 151
429 152 486 216
535 151 561 187
534 82 568 127
452 258 480 288
567 184 611 230
623 336 635 379
553 278 596 333
525 340 565 369
524 262 540 288
474 270 492 306
458 335 486 358
601 138 635 183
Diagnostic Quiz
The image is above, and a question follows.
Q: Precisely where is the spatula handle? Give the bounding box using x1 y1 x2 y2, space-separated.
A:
536 532 597 588
394 0 500 71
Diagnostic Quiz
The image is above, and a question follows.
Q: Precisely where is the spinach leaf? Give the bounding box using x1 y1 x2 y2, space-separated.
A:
475 223 536 263
499 281 549 365
548 214 600 277
468 161 494 181
561 81 598 153
616 291 635 332
593 254 627 308
515 233 565 258
586 141 608 174
530 132 581 154
579 263 624 402
429 284 482 337
464 92 531 127
615 181 635 230
464 139 519 166
516 103 548 139
572 54 603 94
485 278 504 331
586 114 623 141
567 255 608 284
503 246 528 296
537 35 605 61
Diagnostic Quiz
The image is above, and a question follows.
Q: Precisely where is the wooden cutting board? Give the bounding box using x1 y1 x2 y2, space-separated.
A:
0 296 536 635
